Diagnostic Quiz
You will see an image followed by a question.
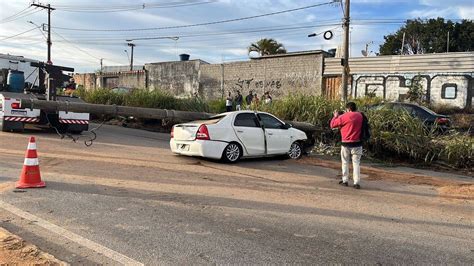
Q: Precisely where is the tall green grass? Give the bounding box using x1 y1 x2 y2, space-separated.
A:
76 88 472 169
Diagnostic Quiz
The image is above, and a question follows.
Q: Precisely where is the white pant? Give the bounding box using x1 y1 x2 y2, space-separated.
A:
341 146 363 185
236 104 241 111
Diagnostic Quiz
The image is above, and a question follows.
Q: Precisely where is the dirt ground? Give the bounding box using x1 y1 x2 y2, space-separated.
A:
299 156 474 200
0 228 64 265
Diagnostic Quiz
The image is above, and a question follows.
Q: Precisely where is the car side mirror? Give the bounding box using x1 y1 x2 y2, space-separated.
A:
281 123 291 129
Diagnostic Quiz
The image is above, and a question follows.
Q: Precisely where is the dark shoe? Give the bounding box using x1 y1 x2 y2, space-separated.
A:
353 184 361 189
339 181 348 186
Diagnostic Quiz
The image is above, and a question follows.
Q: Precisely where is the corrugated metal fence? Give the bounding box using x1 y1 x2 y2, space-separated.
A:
324 52 474 75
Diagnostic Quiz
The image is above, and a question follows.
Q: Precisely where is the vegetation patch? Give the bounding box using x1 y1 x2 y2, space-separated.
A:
75 88 472 170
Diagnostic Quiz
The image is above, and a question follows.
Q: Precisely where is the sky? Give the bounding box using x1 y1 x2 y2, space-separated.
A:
0 0 472 72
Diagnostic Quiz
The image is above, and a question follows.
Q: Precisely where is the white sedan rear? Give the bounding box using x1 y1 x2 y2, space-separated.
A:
170 111 308 162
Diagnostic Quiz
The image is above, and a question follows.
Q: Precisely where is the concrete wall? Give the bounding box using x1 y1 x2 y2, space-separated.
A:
73 70 146 90
352 73 472 109
145 60 205 97
324 52 474 109
200 52 324 99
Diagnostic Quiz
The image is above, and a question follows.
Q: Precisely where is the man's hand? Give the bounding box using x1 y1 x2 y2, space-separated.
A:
333 110 339 118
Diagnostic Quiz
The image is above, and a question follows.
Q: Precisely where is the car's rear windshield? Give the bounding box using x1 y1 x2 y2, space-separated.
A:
418 105 438 115
192 114 226 125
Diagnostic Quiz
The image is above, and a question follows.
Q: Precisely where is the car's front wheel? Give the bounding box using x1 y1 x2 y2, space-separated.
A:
222 142 242 163
288 141 303 159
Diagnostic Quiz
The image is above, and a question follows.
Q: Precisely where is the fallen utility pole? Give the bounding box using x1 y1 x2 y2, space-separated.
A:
21 99 211 121
20 99 318 133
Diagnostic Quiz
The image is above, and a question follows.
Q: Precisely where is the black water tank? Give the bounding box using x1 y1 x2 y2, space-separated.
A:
179 54 190 61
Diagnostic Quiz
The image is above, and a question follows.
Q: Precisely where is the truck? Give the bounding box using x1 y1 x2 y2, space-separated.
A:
0 54 89 133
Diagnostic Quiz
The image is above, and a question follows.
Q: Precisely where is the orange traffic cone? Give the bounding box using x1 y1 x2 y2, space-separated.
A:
16 137 45 189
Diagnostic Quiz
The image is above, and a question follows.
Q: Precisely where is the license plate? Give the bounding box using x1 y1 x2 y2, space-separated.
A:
178 144 189 151
11 110 27 115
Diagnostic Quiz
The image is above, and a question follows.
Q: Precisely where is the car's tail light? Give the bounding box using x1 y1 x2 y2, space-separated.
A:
170 126 174 138
436 117 449 124
11 102 21 109
196 124 210 140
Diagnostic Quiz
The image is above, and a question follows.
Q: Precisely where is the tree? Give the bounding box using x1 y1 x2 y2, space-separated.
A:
379 18 473 55
248 38 287 56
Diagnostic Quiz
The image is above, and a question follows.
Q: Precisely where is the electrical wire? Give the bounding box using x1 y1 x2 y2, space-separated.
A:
51 30 127 65
0 26 41 41
52 1 334 32
55 0 217 13
0 6 31 22
0 8 42 24
54 22 342 43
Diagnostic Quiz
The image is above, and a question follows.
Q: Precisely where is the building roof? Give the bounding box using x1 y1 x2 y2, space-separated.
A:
0 53 39 63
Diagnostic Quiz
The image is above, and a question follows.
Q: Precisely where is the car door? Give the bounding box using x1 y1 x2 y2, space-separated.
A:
233 113 265 155
258 113 292 154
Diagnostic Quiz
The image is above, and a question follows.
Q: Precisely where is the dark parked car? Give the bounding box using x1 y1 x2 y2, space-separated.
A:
368 102 451 131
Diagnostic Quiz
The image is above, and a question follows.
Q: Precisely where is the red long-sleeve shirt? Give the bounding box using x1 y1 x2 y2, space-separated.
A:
330 111 363 145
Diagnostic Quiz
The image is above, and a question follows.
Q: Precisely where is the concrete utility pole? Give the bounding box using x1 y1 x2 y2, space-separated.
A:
19 99 317 132
31 2 55 64
341 0 350 103
401 32 406 55
447 31 450 53
127 43 136 71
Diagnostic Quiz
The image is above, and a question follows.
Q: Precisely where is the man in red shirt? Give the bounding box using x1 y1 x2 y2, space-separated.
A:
330 102 363 189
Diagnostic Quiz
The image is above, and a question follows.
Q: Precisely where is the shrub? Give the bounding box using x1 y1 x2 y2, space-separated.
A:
437 134 474 169
366 109 439 163
261 94 342 128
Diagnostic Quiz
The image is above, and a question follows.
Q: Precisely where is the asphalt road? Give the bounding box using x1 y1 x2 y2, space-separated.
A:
0 124 472 264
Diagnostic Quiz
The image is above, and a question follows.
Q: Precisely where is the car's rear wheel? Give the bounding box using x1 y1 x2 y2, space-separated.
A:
288 141 303 159
222 142 242 163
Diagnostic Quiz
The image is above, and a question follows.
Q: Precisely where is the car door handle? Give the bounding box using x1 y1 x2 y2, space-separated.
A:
268 133 273 135
237 130 244 133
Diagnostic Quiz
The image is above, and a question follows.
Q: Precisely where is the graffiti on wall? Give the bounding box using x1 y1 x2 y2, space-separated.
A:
228 77 284 97
353 74 472 108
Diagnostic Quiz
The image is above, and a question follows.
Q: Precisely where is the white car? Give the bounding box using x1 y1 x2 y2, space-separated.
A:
170 111 308 162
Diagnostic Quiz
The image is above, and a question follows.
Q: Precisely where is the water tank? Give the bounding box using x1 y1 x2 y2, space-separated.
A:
179 54 190 61
7 70 25 93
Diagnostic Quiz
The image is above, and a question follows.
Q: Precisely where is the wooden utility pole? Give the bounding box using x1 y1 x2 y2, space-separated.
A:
100 58 103 73
341 0 350 103
127 43 135 71
31 3 55 64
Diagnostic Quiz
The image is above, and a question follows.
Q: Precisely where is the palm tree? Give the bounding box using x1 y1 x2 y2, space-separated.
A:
248 38 287 56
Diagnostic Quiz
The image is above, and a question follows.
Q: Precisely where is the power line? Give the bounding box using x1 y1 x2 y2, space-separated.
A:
0 8 42 24
51 30 101 60
57 22 342 43
0 6 31 22
0 26 41 41
52 1 335 32
53 0 212 9
54 0 217 13
51 30 126 65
